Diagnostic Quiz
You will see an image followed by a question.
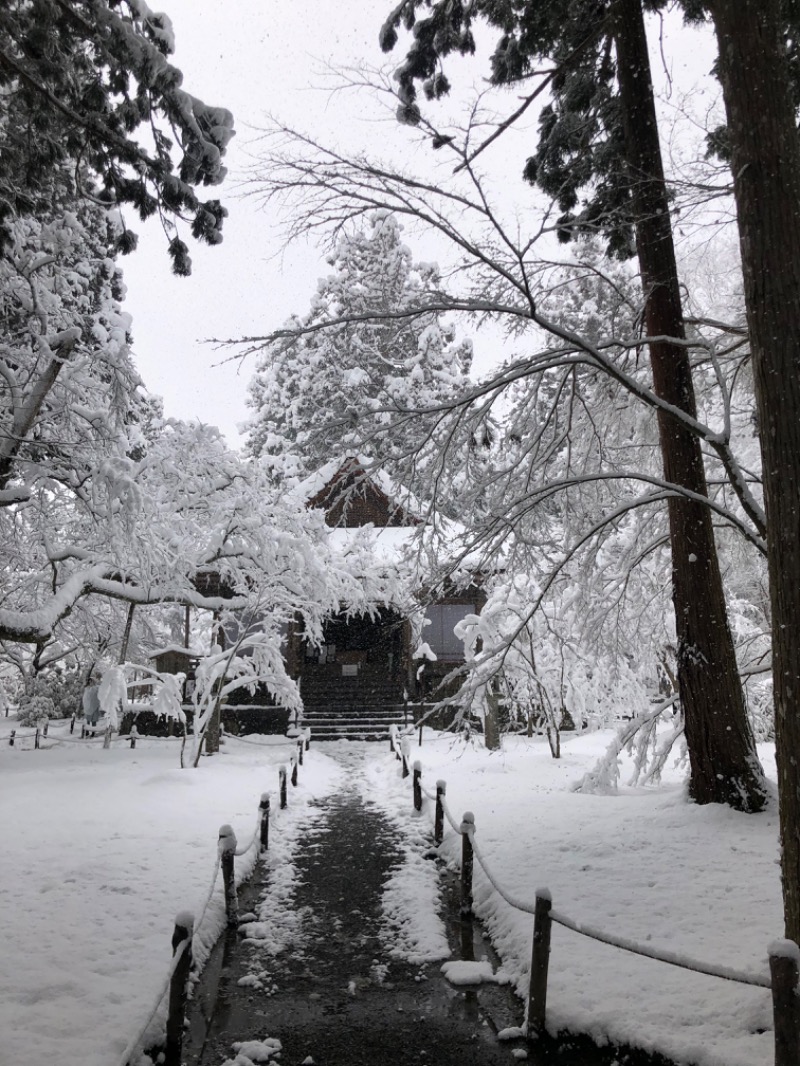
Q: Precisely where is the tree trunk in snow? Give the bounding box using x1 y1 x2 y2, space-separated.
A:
205 613 225 756
118 603 135 665
707 0 800 938
612 0 766 810
484 683 502 750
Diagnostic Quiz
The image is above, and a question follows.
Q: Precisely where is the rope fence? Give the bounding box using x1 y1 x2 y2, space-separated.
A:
1 719 311 752
388 732 799 1066
118 734 311 1066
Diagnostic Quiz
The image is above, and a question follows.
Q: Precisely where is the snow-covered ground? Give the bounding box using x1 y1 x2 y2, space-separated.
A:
0 721 782 1066
368 730 782 1066
0 723 342 1066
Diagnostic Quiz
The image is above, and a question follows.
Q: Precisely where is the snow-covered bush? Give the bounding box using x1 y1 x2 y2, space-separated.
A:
16 694 56 727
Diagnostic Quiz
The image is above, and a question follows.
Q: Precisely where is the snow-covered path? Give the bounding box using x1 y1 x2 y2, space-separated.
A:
0 726 783 1066
185 744 518 1066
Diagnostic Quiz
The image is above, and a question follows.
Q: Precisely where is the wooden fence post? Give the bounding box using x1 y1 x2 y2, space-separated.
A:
770 940 800 1066
70 715 76 734
290 752 298 786
304 727 311 751
129 725 138 749
81 722 86 739
165 911 194 1066
460 812 475 919
297 738 304 766
389 723 396 755
9 730 15 747
401 737 410 778
435 780 446 845
35 728 40 749
279 766 287 809
418 720 423 747
527 890 553 1035
43 720 49 737
218 825 238 927
413 761 422 812
259 794 270 853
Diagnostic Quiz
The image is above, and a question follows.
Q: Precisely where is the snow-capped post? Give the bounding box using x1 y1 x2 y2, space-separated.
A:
304 727 311 751
70 715 75 734
165 911 194 1066
218 825 238 927
413 761 423 812
769 939 800 1066
279 765 288 809
389 722 396 754
297 738 304 767
8 729 14 747
460 812 475 919
290 751 298 787
129 725 139 749
43 720 48 737
259 794 270 853
34 728 40 750
418 720 423 747
528 890 553 1036
401 736 411 778
80 722 86 739
435 781 446 845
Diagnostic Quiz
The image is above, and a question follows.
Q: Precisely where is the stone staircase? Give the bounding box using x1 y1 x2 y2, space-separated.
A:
298 673 410 742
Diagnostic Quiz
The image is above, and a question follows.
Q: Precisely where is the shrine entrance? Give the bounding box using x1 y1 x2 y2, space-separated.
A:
304 607 404 682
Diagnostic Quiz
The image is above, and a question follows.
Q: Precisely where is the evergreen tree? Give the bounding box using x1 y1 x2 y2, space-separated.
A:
246 211 473 503
703 0 800 945
0 0 234 274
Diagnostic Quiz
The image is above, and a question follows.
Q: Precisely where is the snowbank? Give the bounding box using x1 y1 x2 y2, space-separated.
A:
0 725 341 1066
365 730 782 1066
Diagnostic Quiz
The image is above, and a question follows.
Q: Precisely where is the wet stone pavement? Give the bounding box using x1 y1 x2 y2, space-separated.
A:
184 753 676 1066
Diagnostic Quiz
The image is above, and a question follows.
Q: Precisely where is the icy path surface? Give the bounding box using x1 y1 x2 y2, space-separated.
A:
185 743 518 1066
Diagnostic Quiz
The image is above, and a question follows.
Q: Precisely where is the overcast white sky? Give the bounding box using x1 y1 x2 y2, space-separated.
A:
121 2 721 447
122 0 443 445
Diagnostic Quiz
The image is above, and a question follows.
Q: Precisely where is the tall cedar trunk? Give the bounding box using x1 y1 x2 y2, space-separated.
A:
612 0 766 810
707 0 800 938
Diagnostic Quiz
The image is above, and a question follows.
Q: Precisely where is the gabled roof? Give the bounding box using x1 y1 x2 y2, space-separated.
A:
299 456 422 528
297 456 479 576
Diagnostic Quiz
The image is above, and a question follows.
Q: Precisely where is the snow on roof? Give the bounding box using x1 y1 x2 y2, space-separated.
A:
327 524 418 565
297 455 482 574
295 455 424 518
147 645 203 659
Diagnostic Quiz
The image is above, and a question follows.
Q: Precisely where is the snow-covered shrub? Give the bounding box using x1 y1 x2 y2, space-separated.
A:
17 668 86 720
16 694 56 727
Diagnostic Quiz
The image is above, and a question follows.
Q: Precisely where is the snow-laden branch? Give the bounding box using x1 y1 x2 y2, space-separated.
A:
241 130 765 539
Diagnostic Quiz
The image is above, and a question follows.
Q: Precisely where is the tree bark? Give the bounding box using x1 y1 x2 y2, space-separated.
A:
612 0 766 810
706 0 800 938
484 682 502 750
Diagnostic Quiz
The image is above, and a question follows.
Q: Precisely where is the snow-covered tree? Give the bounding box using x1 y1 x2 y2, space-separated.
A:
246 124 773 809
245 211 474 503
0 0 234 273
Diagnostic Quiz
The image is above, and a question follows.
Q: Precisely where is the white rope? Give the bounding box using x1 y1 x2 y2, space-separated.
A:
223 732 297 749
420 781 437 802
470 834 537 915
117 936 190 1066
438 793 465 836
402 766 770 991
549 908 770 987
192 852 222 936
41 733 107 745
234 809 262 857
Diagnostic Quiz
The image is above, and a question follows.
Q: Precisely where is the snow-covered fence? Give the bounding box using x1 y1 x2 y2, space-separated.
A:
118 755 304 1066
406 761 799 1066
